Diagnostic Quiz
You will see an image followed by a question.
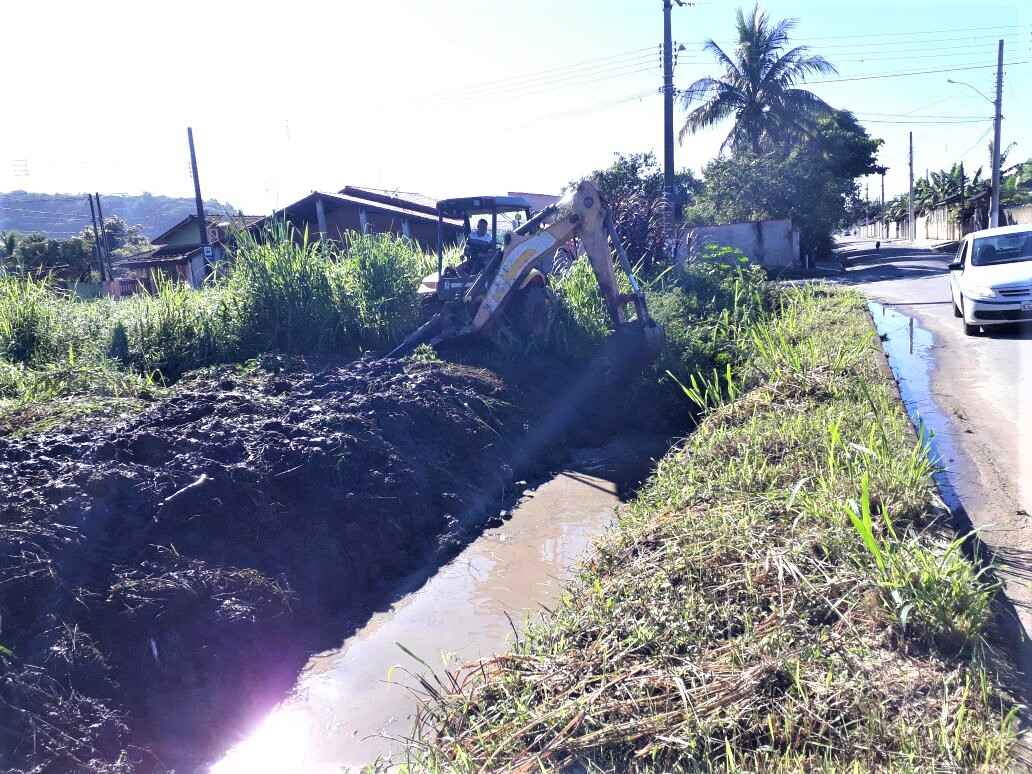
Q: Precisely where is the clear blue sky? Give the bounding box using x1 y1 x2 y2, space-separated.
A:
1 0 1028 216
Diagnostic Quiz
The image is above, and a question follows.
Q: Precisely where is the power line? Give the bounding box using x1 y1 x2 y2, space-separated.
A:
856 112 993 119
456 55 660 100
683 24 1027 45
859 118 991 125
431 45 659 99
804 59 1030 85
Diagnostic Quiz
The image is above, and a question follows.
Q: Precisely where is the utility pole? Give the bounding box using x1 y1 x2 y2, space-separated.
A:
94 192 112 280
86 194 104 280
662 0 684 249
880 170 886 239
187 127 210 282
908 132 915 242
990 39 1004 228
865 180 870 230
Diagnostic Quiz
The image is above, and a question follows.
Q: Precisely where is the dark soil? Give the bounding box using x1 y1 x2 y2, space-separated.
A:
0 343 679 773
0 354 546 773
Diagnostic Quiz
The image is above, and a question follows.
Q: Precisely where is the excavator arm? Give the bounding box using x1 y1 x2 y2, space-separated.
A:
470 180 659 344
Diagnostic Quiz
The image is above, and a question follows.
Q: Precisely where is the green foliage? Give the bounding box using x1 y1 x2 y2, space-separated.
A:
0 231 16 260
121 277 235 382
409 343 440 364
0 224 437 412
79 215 150 259
550 256 613 358
227 224 354 354
846 473 997 651
579 152 701 269
650 245 769 384
0 274 55 363
341 231 424 350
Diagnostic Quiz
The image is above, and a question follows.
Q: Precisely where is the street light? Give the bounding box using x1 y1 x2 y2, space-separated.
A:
947 37 1003 227
946 78 993 104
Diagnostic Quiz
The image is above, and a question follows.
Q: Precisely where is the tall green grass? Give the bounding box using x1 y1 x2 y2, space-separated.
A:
0 226 438 410
0 275 55 364
227 224 354 354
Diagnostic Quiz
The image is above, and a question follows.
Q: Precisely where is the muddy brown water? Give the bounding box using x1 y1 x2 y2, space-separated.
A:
211 436 670 772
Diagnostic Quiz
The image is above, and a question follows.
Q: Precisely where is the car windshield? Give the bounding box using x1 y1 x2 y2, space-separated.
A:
971 232 1032 266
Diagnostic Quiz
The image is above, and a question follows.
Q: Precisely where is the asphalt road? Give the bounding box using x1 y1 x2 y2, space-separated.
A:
837 237 1032 705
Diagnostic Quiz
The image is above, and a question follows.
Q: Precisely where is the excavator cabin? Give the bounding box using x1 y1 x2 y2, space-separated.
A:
426 196 533 304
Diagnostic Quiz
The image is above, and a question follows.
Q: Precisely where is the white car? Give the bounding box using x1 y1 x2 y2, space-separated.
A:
948 224 1032 336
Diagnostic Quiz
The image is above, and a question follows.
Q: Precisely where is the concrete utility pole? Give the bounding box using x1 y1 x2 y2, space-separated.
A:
990 39 1004 228
908 132 915 242
187 127 209 251
662 0 684 247
86 194 104 280
880 170 886 239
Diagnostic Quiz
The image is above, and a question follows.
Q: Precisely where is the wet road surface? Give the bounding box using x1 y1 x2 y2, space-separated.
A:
837 238 1032 706
211 436 670 772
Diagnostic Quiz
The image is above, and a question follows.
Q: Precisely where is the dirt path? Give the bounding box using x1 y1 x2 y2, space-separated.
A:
837 238 1032 715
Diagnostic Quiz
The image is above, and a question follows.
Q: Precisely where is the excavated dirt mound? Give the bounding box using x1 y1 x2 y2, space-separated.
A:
0 355 535 773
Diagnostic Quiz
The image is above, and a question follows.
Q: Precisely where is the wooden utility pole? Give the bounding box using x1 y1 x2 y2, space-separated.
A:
86 194 104 279
94 192 112 280
187 127 209 258
662 0 684 248
989 39 1004 228
908 133 915 242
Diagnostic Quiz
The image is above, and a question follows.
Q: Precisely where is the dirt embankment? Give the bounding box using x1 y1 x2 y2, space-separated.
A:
0 355 543 772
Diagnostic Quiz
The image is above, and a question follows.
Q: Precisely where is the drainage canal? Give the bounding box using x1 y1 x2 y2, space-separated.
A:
212 435 671 772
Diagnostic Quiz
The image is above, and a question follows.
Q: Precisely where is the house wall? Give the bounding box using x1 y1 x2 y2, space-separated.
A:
308 203 459 252
160 220 212 248
679 219 799 268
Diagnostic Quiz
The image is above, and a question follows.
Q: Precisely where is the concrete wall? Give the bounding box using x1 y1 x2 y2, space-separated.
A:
679 219 799 268
1005 205 1032 225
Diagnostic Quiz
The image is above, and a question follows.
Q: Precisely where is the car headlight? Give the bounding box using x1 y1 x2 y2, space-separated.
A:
966 285 998 300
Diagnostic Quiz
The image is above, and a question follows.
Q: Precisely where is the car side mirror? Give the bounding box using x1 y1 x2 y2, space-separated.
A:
948 260 962 271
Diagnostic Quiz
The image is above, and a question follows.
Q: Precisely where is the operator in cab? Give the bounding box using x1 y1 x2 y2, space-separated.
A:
460 218 495 275
469 218 492 246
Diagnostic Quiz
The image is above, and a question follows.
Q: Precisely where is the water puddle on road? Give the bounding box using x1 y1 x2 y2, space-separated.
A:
867 302 971 513
211 436 670 773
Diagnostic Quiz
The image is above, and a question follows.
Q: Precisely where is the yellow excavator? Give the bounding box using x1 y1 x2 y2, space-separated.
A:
388 180 663 361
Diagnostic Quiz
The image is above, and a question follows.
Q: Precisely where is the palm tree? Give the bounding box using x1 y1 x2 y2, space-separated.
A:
679 4 837 153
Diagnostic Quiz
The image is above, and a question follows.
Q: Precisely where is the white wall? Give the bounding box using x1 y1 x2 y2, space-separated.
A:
679 219 800 268
1005 205 1032 225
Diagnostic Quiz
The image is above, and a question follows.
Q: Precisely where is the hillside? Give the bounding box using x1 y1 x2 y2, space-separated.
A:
0 191 241 240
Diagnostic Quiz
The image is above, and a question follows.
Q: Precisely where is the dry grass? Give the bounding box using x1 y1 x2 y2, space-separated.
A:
397 286 1017 773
